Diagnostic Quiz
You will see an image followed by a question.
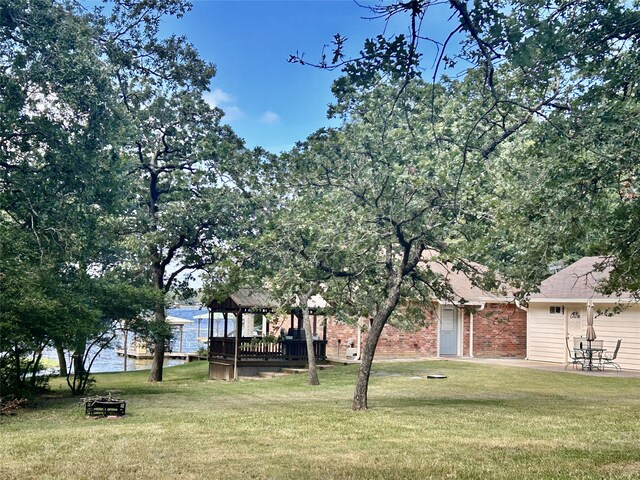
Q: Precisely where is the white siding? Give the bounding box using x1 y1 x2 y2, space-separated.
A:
593 308 640 371
528 303 640 370
527 306 566 363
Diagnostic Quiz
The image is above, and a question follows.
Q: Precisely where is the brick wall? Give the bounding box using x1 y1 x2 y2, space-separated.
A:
471 303 527 358
325 318 439 358
325 302 526 359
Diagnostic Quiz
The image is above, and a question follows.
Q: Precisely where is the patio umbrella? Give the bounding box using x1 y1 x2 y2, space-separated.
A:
586 300 597 343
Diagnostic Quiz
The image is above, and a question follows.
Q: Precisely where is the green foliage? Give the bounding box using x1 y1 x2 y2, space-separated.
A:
94 0 262 381
0 0 227 392
326 0 640 296
283 78 513 320
0 0 132 397
462 1 640 295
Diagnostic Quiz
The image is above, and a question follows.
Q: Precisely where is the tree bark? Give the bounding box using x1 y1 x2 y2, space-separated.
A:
148 304 166 382
149 338 165 382
67 343 87 395
352 274 403 410
351 241 423 410
55 343 67 377
300 291 320 386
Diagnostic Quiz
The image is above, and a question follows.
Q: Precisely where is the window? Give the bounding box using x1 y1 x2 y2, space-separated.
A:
441 307 456 333
549 306 564 315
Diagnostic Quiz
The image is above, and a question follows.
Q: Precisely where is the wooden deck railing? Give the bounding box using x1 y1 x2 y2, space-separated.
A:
209 337 327 362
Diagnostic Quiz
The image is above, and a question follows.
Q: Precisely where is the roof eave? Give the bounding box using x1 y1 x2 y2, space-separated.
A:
528 297 635 304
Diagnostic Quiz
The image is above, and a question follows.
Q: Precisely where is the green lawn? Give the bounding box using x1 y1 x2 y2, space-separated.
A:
1 360 639 479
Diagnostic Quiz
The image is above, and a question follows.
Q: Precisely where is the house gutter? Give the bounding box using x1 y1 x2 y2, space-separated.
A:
356 318 362 361
527 297 633 304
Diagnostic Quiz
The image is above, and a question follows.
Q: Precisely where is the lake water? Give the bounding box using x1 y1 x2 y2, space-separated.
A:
43 307 220 374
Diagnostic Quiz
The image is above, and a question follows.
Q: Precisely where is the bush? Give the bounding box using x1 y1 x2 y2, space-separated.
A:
0 354 50 400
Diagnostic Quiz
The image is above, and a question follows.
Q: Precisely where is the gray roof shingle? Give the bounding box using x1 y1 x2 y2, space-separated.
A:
529 256 631 302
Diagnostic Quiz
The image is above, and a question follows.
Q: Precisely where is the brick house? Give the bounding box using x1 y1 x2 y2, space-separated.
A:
325 262 527 360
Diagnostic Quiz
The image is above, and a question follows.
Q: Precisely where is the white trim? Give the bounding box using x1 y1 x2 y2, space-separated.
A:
436 315 440 357
436 300 486 306
528 298 634 304
458 307 463 356
525 310 529 360
564 304 569 363
475 297 517 303
469 311 474 358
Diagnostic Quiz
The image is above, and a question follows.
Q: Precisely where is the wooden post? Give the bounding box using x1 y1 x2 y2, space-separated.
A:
179 325 184 353
123 323 128 372
323 319 327 342
313 313 317 336
223 312 228 337
207 310 212 359
234 311 242 381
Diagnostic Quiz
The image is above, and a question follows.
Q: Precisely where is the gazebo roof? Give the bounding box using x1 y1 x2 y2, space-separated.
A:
207 288 328 313
230 288 278 308
208 287 279 313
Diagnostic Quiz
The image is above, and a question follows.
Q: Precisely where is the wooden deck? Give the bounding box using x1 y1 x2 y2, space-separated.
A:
209 337 327 362
208 336 327 380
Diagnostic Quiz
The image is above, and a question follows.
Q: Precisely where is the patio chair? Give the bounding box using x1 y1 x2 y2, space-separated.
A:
599 339 622 371
566 337 585 370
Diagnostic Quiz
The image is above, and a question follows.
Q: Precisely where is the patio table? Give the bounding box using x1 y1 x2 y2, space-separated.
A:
575 347 606 371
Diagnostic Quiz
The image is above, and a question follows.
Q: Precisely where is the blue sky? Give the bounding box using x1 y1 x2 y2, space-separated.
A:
161 1 460 153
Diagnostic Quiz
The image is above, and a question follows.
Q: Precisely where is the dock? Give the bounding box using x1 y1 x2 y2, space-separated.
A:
115 349 195 360
117 314 202 362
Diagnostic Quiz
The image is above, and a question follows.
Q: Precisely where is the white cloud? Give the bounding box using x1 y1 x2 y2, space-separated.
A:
260 110 281 125
204 88 243 123
203 88 233 108
222 105 244 122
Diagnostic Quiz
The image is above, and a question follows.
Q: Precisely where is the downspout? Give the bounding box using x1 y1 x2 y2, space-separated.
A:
436 302 441 358
515 300 529 360
470 303 486 358
564 303 569 364
355 318 362 361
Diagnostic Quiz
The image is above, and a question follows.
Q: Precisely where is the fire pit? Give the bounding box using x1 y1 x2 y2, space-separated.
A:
83 391 126 417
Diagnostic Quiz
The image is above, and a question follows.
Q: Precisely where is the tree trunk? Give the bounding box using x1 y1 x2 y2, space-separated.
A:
67 344 87 395
29 347 43 388
352 281 402 410
13 346 22 388
148 339 165 382
148 304 167 382
55 344 67 377
300 291 320 386
72 346 85 377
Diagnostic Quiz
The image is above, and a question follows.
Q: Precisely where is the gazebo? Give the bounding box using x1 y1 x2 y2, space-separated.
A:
207 288 328 380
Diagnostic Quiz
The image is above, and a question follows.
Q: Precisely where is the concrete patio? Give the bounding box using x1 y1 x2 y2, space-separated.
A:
328 356 640 378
